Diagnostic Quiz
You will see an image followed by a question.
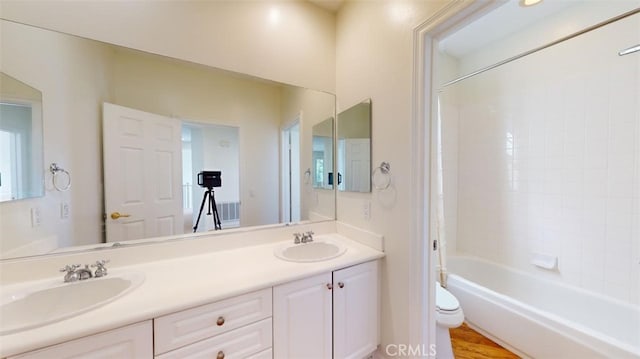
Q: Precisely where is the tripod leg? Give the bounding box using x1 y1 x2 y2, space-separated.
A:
210 190 222 230
193 190 209 233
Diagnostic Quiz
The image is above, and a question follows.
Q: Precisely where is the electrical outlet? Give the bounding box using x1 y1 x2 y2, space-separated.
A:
31 207 42 227
60 202 70 219
363 201 371 221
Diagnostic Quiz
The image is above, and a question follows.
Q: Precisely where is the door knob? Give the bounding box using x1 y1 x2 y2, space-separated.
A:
110 212 131 220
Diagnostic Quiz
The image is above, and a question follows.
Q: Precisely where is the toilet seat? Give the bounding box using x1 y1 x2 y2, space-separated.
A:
436 284 459 311
436 284 464 328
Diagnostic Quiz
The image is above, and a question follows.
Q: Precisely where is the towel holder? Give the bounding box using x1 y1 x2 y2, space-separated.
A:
372 161 391 190
50 163 71 191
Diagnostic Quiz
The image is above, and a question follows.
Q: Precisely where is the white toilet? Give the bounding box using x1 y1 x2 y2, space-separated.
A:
435 283 464 359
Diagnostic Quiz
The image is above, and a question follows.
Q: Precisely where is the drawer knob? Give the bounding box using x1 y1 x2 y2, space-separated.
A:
338 282 344 288
216 316 225 326
326 283 333 290
217 351 225 359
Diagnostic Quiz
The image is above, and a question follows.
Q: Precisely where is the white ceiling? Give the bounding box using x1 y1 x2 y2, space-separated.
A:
439 0 577 58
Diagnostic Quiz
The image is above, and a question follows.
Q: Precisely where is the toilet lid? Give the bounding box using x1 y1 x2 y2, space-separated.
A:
436 284 459 311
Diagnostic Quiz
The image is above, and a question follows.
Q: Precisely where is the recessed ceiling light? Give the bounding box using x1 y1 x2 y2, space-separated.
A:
519 0 543 7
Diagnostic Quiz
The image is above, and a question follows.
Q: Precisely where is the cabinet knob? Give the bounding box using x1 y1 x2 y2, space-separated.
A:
217 351 225 359
338 282 344 288
326 283 333 290
216 316 225 326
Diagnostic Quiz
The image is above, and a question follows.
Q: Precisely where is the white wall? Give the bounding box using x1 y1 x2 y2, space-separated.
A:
446 11 639 305
0 20 114 252
335 0 451 352
0 0 336 93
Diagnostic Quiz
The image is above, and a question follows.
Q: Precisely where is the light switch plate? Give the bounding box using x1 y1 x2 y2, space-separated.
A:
61 202 70 219
31 207 42 227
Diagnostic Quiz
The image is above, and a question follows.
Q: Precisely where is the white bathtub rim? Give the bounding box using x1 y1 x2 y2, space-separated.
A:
448 273 640 358
446 256 640 357
447 254 640 312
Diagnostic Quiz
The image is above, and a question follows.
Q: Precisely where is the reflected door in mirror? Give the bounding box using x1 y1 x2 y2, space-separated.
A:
337 100 371 193
103 103 183 242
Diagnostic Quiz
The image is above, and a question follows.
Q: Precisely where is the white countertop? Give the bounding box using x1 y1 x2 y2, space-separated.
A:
0 233 384 357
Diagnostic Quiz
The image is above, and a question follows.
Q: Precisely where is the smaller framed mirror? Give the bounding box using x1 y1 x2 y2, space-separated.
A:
0 72 44 202
337 99 371 193
312 117 334 190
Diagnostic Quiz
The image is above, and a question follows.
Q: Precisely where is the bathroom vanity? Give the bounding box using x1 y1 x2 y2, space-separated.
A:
0 230 383 359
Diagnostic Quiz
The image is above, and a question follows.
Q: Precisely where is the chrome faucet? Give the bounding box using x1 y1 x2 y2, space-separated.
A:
293 232 302 244
60 259 109 282
301 231 314 243
60 264 81 283
92 260 110 277
76 265 93 280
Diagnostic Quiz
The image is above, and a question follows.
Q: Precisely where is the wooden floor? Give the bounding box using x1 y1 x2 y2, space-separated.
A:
450 323 520 359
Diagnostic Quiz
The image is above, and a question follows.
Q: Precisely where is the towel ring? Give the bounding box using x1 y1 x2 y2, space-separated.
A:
372 161 391 190
50 163 71 191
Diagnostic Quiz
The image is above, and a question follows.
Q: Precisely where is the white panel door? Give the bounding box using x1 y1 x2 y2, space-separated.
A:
333 261 379 359
103 103 182 242
343 138 370 192
273 272 333 359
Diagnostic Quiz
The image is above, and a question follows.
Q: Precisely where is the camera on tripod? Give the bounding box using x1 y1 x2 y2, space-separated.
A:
197 171 222 189
194 170 223 232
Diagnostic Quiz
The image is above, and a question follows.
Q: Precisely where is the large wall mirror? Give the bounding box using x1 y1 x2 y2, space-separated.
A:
0 73 44 202
337 99 371 193
0 19 336 260
312 117 334 190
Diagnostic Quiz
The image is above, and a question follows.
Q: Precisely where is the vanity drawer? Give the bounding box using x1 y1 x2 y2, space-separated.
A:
246 348 272 359
154 288 272 354
155 318 272 359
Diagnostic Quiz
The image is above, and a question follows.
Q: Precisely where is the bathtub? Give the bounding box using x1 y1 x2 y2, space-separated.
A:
446 256 640 359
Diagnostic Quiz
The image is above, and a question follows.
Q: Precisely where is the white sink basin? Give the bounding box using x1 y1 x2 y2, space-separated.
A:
0 272 144 335
275 238 347 262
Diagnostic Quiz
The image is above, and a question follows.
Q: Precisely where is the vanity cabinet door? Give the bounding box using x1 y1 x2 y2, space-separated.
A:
9 321 152 359
333 260 379 359
273 272 333 359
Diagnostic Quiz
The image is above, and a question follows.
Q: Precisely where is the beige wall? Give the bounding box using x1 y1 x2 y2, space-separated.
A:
0 0 336 93
335 0 450 352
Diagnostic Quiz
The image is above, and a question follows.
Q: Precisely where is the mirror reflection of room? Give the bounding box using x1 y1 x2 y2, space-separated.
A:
337 99 371 193
0 72 44 203
0 19 335 259
312 117 334 190
182 123 240 233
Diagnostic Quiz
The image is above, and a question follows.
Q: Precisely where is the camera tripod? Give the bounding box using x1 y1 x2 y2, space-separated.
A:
193 187 222 232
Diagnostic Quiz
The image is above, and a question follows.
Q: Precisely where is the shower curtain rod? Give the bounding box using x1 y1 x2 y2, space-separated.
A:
440 8 640 88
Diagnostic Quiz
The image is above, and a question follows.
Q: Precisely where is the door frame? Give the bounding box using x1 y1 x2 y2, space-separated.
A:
409 0 498 352
280 114 301 223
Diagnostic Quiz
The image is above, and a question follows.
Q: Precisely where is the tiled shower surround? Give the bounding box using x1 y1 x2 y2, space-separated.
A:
441 13 639 305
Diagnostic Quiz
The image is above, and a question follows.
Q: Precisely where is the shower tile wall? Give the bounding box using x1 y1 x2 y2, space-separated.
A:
444 14 639 305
